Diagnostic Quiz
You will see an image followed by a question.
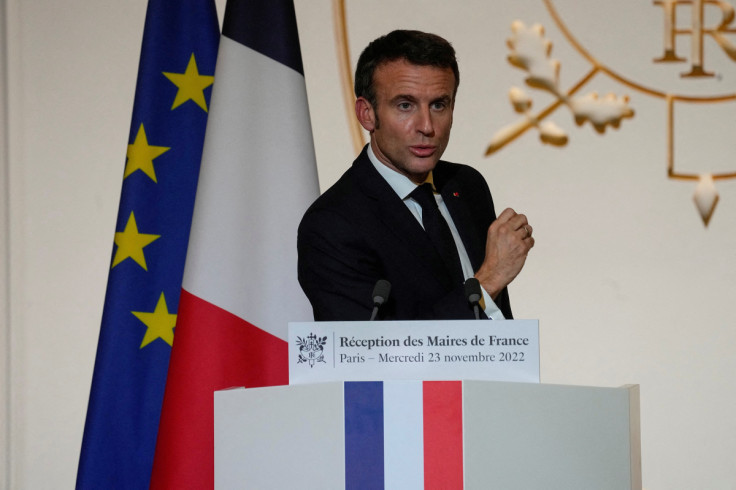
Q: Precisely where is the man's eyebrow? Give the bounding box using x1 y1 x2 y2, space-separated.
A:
388 94 453 104
433 94 453 104
389 94 418 103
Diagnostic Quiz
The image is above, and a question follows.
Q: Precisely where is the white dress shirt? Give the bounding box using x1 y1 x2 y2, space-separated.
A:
367 145 505 320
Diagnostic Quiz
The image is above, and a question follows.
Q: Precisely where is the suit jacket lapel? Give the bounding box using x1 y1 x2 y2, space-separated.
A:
437 165 485 271
351 150 454 287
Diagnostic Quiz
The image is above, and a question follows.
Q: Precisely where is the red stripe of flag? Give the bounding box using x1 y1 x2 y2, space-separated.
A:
150 289 288 487
423 381 464 490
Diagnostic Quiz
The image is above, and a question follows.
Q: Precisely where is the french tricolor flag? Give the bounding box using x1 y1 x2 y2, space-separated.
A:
150 1 320 488
345 381 464 489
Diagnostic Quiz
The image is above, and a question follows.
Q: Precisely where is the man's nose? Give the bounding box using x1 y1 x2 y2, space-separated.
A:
416 106 435 136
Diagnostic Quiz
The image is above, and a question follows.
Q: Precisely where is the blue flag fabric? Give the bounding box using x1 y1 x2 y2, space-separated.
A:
76 1 218 487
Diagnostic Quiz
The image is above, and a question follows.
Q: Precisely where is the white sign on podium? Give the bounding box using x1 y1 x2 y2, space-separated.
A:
288 319 539 384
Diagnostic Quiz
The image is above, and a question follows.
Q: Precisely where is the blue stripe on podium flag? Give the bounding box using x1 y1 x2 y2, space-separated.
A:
345 382 385 489
76 1 219 488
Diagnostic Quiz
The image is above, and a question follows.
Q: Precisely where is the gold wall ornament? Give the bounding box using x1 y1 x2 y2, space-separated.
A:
333 0 366 155
653 0 736 78
487 0 736 227
694 174 719 226
486 21 634 155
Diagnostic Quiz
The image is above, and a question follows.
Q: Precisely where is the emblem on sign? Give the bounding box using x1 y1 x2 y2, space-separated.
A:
296 333 327 368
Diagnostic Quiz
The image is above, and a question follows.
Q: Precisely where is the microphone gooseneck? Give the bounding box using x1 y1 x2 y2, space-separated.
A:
369 279 391 321
464 278 482 320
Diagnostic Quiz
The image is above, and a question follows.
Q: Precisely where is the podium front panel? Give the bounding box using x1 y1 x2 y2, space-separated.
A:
215 383 346 489
215 381 640 489
463 381 639 489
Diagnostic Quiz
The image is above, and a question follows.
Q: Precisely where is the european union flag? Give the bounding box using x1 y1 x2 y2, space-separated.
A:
77 0 218 487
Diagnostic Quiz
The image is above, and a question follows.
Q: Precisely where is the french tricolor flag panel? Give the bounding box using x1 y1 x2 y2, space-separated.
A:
344 381 464 490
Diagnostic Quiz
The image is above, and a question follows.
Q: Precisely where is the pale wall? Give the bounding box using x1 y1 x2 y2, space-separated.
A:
3 0 736 489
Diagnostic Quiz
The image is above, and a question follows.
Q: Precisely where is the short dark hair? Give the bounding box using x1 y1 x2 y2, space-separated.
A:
354 30 460 109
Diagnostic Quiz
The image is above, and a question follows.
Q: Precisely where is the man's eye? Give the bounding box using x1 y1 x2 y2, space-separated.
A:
432 102 446 110
398 102 412 110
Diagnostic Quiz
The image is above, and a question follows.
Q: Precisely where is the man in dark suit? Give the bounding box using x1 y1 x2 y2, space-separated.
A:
298 30 534 321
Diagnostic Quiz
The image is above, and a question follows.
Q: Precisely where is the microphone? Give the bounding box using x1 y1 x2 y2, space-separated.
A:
464 278 482 320
369 279 391 321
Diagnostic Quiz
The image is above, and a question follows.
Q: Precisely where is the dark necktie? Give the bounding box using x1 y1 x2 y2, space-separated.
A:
409 183 464 285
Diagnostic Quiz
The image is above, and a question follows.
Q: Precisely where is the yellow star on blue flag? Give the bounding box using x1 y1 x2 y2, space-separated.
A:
163 53 215 111
133 292 177 348
125 123 170 182
112 211 161 270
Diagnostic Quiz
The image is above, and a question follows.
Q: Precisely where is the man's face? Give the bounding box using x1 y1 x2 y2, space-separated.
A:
357 59 456 184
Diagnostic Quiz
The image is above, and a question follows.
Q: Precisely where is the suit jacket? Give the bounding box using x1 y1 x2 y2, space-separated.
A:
297 146 512 321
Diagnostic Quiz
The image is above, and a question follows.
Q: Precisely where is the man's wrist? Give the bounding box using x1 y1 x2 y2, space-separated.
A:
474 267 503 300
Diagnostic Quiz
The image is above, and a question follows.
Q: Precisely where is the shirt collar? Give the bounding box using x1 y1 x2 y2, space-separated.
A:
367 144 435 199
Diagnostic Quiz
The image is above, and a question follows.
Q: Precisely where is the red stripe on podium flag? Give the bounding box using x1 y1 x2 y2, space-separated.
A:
423 381 464 489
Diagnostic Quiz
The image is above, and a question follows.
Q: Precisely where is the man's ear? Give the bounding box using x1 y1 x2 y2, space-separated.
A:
355 97 376 132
